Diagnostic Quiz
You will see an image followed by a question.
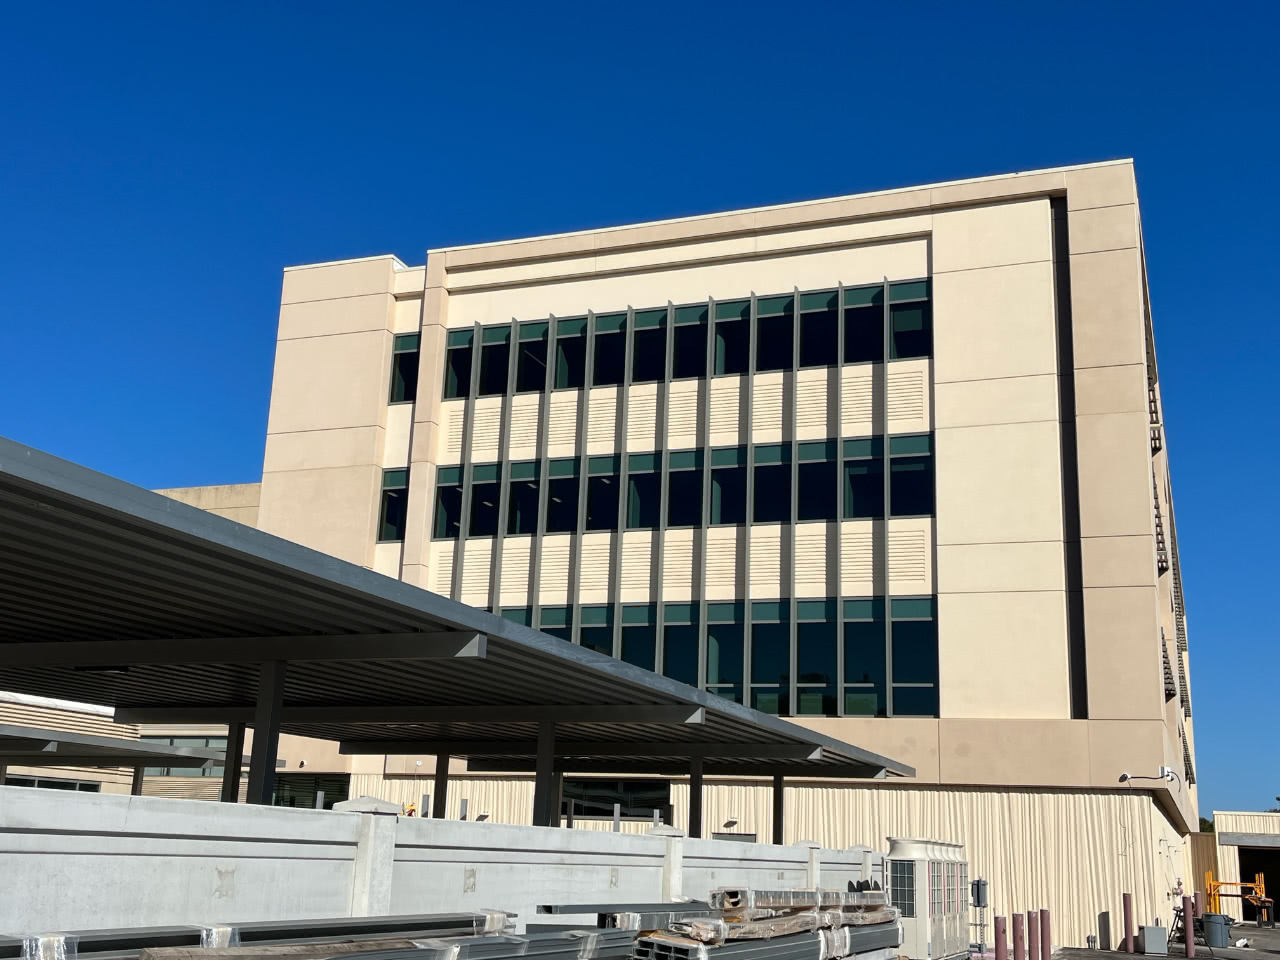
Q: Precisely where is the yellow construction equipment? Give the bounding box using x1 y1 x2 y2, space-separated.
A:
1205 869 1272 917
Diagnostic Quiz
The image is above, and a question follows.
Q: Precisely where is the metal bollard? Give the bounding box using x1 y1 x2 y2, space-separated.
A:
1194 891 1204 918
995 916 1008 960
1014 912 1026 960
1123 893 1135 954
1040 908 1051 960
1183 896 1195 958
1028 912 1040 960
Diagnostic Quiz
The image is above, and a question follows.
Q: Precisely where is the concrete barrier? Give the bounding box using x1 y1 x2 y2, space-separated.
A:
0 786 885 935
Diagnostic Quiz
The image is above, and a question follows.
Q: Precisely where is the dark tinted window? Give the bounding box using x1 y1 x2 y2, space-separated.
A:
891 456 934 516
632 326 666 383
714 320 749 375
891 302 931 359
797 460 837 522
555 336 585 389
516 335 548 392
378 486 408 542
585 475 618 530
445 345 472 398
753 464 791 523
706 622 744 688
621 625 656 670
799 306 838 368
756 311 793 372
580 626 613 656
843 620 886 716
844 302 883 363
892 621 938 685
663 623 699 686
710 466 747 524
433 485 462 539
468 482 500 536
845 459 884 519
673 322 707 379
627 472 660 529
892 685 938 717
545 476 579 533
797 622 838 684
389 351 419 403
796 619 837 716
751 621 790 687
593 331 625 386
478 342 509 396
507 478 539 535
668 469 703 526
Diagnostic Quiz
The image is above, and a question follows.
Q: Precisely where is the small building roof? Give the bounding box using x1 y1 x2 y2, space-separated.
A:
0 437 913 779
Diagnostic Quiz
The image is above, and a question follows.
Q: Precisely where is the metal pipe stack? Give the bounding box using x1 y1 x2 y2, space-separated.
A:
633 888 902 960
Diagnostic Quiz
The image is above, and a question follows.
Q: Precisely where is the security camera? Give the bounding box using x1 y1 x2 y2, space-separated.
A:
1118 773 1131 783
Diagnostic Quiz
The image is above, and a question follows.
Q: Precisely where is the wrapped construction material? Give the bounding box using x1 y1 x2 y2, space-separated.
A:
21 936 76 960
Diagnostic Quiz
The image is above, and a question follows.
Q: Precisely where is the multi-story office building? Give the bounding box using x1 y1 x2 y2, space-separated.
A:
157 160 1197 944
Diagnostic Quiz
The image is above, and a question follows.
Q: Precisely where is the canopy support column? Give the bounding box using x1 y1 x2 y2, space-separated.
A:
432 755 450 818
771 773 784 844
688 757 704 839
246 661 286 805
220 721 245 803
531 721 556 826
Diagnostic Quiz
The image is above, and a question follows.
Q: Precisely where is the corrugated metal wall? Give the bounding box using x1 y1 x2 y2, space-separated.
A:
351 772 1189 946
1210 812 1280 921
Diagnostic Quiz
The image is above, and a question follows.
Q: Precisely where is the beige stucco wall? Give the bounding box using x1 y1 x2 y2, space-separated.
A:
257 255 420 567
154 482 261 527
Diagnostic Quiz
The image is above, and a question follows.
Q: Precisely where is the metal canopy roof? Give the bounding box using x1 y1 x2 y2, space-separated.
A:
0 437 913 779
0 723 224 769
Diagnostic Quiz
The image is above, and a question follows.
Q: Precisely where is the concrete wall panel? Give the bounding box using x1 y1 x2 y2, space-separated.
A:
937 591 1071 719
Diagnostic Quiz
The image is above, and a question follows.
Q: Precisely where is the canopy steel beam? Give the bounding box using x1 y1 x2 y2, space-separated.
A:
340 740 823 760
464 758 882 778
115 703 706 726
0 632 486 667
0 754 215 768
0 737 58 753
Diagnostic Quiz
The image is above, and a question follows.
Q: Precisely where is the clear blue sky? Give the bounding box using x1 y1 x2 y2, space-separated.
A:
0 3 1273 817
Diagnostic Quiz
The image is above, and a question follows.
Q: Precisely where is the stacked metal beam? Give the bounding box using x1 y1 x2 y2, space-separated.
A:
323 930 637 960
2 912 517 960
632 889 900 960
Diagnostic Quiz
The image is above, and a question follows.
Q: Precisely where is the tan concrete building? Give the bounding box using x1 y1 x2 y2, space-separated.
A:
153 160 1197 946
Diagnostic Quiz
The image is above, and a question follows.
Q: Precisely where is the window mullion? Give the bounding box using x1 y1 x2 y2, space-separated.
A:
698 296 715 691
450 320 484 602
569 312 597 645
835 282 846 717
880 278 893 716
487 318 520 612
789 287 800 717
655 301 674 675
744 292 757 706
611 307 635 658
531 315 557 631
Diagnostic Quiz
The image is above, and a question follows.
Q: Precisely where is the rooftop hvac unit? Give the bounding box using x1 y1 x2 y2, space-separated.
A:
887 837 970 960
